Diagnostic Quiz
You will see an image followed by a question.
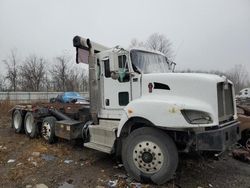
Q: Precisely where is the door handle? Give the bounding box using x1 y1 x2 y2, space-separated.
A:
133 78 138 82
105 99 110 106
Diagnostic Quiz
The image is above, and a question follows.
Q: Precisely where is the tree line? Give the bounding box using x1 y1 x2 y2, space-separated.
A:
0 33 249 94
0 49 88 92
177 65 250 94
0 33 173 92
130 33 249 94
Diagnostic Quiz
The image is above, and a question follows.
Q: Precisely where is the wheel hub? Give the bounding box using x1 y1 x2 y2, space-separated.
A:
142 152 153 163
133 141 164 174
42 122 51 140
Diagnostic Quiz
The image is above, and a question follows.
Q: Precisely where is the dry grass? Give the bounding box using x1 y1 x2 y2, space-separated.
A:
0 100 13 117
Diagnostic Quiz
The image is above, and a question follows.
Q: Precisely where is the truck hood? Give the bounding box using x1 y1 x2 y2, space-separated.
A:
141 73 234 125
141 72 228 95
142 72 227 84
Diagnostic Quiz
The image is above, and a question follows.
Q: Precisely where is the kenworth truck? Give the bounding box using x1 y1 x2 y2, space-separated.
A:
11 36 240 185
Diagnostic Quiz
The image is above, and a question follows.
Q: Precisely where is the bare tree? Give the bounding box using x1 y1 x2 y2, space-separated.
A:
0 75 7 91
79 68 88 92
129 38 145 48
50 53 89 92
44 73 52 92
178 65 250 94
146 33 172 58
66 69 81 91
129 33 173 59
225 64 249 93
3 49 19 91
19 55 46 91
50 55 71 91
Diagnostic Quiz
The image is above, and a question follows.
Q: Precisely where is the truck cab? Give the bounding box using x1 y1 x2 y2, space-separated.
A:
96 47 174 119
72 36 240 184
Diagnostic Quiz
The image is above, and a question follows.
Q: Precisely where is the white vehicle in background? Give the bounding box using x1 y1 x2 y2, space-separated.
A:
238 88 250 99
11 35 241 185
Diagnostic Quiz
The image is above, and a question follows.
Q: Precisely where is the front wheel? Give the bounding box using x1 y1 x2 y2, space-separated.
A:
122 127 178 185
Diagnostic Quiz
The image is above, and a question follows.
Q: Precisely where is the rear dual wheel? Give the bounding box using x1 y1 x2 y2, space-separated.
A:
12 110 57 142
24 112 38 138
12 110 38 138
12 110 23 133
122 127 178 185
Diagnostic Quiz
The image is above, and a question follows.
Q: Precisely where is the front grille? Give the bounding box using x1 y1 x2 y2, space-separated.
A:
217 82 234 123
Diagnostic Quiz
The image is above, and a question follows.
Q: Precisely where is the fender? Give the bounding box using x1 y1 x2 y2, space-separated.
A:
117 95 217 137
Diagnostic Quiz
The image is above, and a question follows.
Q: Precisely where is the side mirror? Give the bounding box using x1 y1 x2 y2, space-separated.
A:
111 71 119 80
118 68 128 82
110 69 129 82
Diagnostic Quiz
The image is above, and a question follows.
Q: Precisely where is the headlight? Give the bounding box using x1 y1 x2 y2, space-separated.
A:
181 110 213 124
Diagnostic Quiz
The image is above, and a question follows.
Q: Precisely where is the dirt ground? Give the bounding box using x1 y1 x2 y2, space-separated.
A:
1 114 250 188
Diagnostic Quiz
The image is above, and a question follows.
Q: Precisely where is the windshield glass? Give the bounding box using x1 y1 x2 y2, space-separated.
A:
130 49 170 74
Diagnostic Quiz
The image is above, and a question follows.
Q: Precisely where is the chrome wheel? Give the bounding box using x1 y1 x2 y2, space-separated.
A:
24 112 38 138
42 121 51 140
13 111 22 129
25 115 33 134
133 141 164 174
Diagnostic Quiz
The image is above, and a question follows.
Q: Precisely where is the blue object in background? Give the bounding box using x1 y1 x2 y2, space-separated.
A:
56 92 86 103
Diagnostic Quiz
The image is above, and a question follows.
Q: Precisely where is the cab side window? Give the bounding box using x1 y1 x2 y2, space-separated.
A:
118 55 127 69
118 55 129 82
103 59 111 78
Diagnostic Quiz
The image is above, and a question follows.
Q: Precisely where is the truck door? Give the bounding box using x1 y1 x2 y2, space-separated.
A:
101 54 131 110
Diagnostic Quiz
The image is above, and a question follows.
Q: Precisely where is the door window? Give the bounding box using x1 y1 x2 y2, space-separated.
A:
103 58 111 78
118 55 129 82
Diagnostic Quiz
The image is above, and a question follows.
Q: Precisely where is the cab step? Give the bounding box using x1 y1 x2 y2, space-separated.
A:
84 142 113 153
84 119 119 154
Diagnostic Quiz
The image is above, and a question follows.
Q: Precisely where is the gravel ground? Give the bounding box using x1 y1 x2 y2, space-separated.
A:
0 115 250 188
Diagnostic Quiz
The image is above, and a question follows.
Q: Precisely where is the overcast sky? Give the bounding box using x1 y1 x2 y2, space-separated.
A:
0 0 249 74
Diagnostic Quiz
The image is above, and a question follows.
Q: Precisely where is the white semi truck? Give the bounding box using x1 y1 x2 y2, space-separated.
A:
11 36 240 185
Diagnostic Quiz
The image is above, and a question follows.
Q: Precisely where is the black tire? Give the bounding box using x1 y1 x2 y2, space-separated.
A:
24 112 38 138
41 116 57 144
12 110 23 133
122 127 178 185
240 130 250 150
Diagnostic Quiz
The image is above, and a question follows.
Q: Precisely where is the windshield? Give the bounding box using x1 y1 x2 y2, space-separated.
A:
130 49 170 74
